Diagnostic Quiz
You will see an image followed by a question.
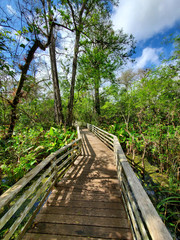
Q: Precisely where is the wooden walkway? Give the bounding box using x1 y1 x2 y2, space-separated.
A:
23 129 132 240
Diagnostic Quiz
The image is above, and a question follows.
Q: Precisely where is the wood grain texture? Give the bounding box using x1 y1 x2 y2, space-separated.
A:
114 135 173 240
23 129 132 240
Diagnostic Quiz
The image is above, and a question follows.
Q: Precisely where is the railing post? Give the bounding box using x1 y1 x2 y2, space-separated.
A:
77 126 81 139
51 156 58 186
114 136 117 162
76 125 82 157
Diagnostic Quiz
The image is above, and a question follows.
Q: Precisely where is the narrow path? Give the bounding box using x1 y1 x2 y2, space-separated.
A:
23 129 132 240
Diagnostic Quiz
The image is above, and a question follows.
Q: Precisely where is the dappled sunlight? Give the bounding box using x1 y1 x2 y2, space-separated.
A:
24 128 132 239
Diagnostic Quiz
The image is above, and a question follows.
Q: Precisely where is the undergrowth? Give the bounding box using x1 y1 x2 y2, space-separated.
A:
101 123 180 239
0 126 76 194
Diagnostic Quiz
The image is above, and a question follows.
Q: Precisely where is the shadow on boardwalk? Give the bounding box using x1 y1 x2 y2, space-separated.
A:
23 129 132 240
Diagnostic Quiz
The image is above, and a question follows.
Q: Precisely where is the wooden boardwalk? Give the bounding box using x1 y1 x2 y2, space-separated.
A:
23 129 132 240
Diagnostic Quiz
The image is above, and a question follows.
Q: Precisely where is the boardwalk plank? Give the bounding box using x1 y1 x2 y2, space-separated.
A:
23 233 125 240
28 223 132 239
45 199 124 209
35 213 129 228
48 190 121 202
23 233 98 240
23 129 132 240
39 206 127 218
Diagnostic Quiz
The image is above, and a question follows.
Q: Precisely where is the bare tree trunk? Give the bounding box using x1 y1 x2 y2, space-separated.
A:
66 31 80 127
94 74 100 115
5 40 40 140
49 33 64 125
141 145 146 180
65 0 87 127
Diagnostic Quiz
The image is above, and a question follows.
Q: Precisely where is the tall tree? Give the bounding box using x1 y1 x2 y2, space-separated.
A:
117 69 137 91
47 0 64 124
64 0 88 126
60 0 119 126
78 17 135 115
0 0 55 139
49 33 64 124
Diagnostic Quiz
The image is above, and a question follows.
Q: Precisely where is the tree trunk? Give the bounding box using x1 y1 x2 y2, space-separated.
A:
49 33 64 125
94 70 101 115
141 145 146 180
66 31 80 127
65 0 87 127
5 40 40 140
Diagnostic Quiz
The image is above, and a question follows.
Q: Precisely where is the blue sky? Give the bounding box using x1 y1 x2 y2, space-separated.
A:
112 0 180 70
1 0 180 74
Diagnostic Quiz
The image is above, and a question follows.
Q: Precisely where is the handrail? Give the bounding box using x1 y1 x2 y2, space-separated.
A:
87 123 172 240
87 123 114 150
0 127 82 240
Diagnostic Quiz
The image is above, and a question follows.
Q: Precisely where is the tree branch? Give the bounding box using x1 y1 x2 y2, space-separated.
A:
66 0 77 30
54 22 74 32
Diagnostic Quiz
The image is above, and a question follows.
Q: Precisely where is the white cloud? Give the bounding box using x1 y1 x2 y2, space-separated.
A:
112 0 180 41
134 47 162 69
6 4 16 15
116 47 162 74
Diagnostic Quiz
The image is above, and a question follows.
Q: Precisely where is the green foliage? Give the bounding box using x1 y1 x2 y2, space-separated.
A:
0 3 179 237
0 28 15 72
0 126 76 194
98 59 180 237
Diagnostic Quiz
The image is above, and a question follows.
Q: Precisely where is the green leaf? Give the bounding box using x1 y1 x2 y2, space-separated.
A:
17 30 22 35
49 127 54 136
20 43 26 48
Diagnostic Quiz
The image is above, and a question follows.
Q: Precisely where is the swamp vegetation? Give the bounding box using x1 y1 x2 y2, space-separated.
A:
0 0 179 238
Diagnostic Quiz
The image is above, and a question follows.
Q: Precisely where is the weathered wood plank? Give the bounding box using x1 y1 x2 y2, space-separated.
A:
77 125 81 139
0 161 55 230
92 129 114 150
0 138 81 210
121 181 144 240
55 186 120 197
92 125 114 138
114 136 173 240
23 233 96 240
55 144 79 166
57 177 119 185
47 190 120 202
94 130 114 148
45 199 124 209
57 151 78 172
4 171 56 240
121 172 148 239
28 222 133 239
17 181 55 240
22 129 132 240
94 128 114 142
35 213 129 228
40 205 127 218
55 184 119 193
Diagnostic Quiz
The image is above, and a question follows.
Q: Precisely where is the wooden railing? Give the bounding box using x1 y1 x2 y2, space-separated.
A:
87 124 114 150
87 124 172 240
0 127 82 240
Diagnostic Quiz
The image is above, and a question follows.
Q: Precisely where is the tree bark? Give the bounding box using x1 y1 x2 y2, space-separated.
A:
5 40 40 139
66 31 81 126
94 68 101 115
49 33 64 125
65 0 87 127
